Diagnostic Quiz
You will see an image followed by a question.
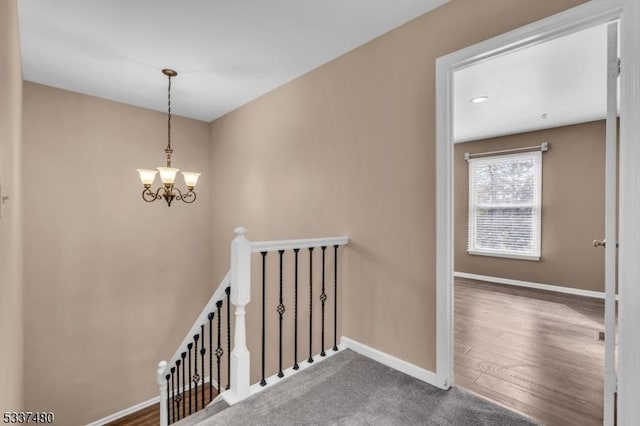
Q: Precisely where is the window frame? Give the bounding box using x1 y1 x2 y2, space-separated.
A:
467 151 542 261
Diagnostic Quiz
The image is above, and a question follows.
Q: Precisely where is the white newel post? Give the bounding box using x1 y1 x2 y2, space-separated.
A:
229 226 251 402
157 360 168 426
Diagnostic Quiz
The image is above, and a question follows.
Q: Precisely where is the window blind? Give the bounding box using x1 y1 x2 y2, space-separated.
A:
468 151 542 260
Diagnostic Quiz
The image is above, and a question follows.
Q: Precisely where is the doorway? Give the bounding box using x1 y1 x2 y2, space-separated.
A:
434 2 627 425
451 23 616 425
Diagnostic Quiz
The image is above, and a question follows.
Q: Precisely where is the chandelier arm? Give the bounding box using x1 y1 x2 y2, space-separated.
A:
173 187 197 204
142 187 164 203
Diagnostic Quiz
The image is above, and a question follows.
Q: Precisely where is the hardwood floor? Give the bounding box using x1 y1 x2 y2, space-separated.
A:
454 278 605 426
105 403 158 426
106 383 216 426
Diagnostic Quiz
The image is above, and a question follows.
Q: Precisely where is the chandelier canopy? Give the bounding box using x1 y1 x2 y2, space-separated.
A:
137 69 200 206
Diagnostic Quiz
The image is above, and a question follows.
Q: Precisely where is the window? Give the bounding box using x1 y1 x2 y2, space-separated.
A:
468 151 542 260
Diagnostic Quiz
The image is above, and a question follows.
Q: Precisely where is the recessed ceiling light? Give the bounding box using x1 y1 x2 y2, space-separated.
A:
470 96 489 104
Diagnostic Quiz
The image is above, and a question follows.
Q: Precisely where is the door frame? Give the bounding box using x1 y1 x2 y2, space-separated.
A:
604 21 618 426
435 0 640 423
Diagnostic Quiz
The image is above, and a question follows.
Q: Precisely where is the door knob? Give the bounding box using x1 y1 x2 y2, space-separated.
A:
593 239 606 248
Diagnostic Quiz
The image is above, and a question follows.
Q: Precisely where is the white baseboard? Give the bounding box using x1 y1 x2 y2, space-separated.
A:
85 395 159 426
86 377 218 426
340 336 448 390
454 271 606 299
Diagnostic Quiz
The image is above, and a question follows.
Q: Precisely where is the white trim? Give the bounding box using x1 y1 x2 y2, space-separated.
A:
85 395 159 426
467 250 540 262
340 336 447 390
248 347 343 395
435 0 626 402
87 377 218 426
437 2 622 73
222 346 345 406
454 271 607 299
603 21 619 426
160 271 231 377
250 236 348 253
435 33 455 389
617 0 640 422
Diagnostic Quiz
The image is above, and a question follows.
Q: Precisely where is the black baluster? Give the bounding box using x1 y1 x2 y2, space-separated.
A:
193 334 200 412
175 360 182 420
216 300 223 395
277 250 285 378
320 246 327 356
260 251 267 386
165 374 171 425
181 352 186 418
170 367 176 424
308 247 314 363
293 248 300 370
208 312 214 403
200 324 205 407
226 286 231 390
200 346 206 407
187 343 193 414
333 245 339 351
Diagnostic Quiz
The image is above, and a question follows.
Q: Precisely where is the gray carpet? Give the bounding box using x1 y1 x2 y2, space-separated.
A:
196 349 539 426
174 396 229 426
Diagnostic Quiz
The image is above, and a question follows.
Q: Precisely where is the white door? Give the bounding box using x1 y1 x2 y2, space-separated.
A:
603 20 619 426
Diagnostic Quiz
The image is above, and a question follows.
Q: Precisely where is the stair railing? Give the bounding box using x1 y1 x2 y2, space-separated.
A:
157 272 232 425
227 226 348 403
158 226 348 424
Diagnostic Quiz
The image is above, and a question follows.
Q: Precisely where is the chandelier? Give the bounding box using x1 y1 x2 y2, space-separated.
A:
137 69 200 206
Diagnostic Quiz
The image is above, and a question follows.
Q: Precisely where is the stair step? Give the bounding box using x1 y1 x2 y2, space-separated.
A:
172 396 228 426
105 383 227 426
168 383 227 425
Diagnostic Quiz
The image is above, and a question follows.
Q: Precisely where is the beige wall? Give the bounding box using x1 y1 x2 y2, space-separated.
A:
22 83 213 425
209 0 587 377
0 0 24 413
454 121 606 292
14 0 592 420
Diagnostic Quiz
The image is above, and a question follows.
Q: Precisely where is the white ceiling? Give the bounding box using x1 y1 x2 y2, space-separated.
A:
454 23 613 143
18 0 447 122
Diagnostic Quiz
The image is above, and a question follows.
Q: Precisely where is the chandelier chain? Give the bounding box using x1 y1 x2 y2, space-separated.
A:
167 75 172 151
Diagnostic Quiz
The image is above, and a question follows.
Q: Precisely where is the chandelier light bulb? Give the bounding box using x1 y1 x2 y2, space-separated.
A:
182 172 201 189
137 169 158 187
157 167 180 185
